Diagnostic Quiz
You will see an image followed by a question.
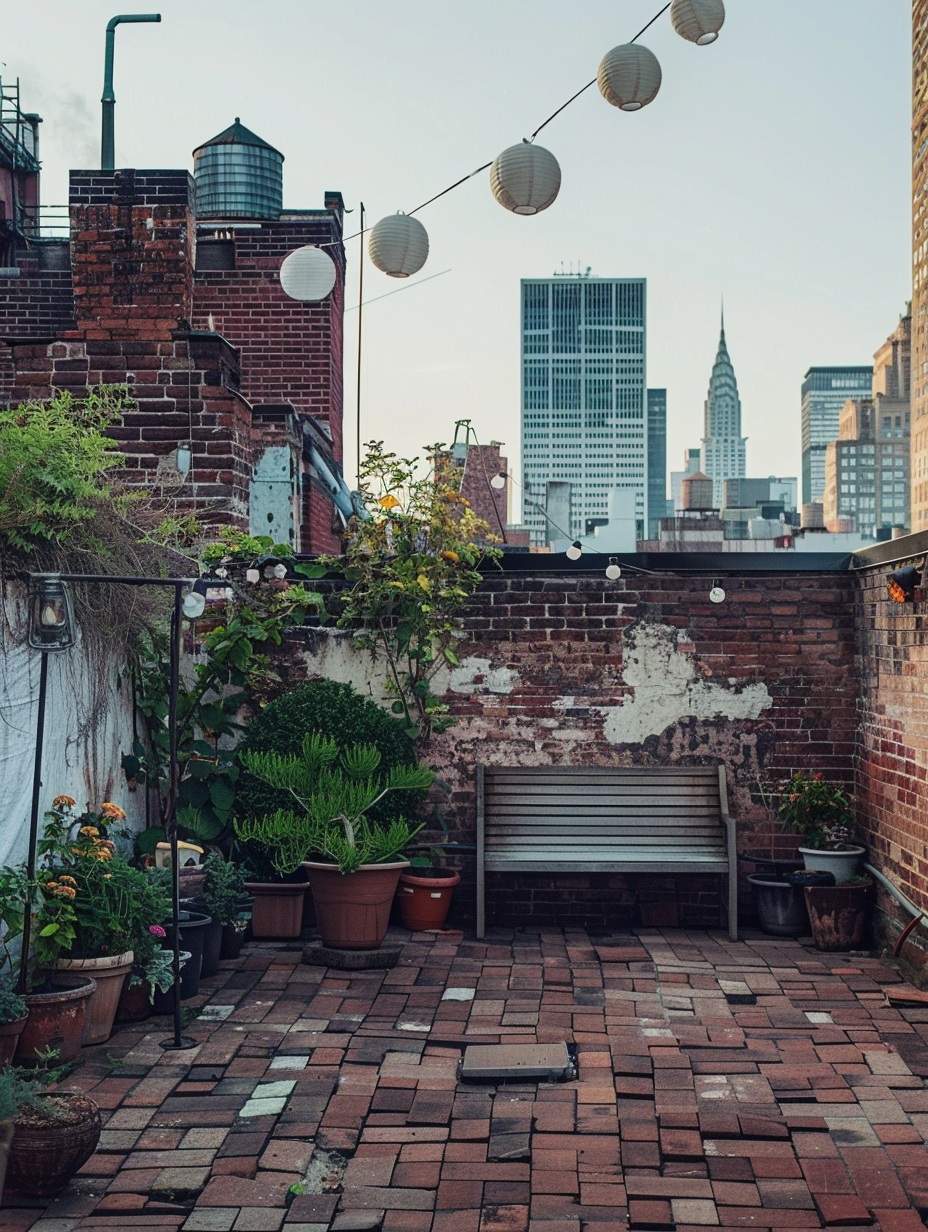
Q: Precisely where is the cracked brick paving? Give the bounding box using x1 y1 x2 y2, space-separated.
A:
7 928 928 1232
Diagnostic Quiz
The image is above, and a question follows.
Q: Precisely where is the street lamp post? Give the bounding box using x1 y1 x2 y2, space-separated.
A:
25 571 197 1050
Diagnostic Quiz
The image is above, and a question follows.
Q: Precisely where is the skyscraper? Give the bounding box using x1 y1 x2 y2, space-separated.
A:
520 275 647 545
801 367 873 506
701 313 747 507
912 0 928 529
647 388 670 539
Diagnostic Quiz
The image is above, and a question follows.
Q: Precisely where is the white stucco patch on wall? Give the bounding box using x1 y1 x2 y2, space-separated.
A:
444 657 520 696
602 622 773 746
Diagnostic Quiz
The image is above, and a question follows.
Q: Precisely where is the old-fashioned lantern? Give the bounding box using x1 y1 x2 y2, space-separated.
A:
368 213 429 278
888 566 919 603
490 142 561 215
279 246 338 301
27 576 76 652
598 44 662 112
671 0 726 45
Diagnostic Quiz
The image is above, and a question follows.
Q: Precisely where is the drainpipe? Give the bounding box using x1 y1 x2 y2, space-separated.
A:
101 14 161 170
863 863 928 957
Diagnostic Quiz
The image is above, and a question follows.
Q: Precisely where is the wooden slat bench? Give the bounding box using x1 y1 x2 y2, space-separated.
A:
476 764 738 940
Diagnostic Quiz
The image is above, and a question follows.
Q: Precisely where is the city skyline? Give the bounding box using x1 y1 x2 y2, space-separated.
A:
0 0 910 488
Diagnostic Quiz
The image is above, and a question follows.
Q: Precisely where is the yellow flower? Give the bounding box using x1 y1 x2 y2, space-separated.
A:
377 495 400 511
52 795 76 809
95 848 113 861
79 826 100 837
441 550 460 563
100 803 126 821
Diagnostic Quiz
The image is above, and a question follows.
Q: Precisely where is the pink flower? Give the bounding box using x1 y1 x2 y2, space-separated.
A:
149 924 167 937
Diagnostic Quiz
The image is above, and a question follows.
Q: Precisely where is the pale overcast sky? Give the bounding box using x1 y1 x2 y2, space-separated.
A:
3 1 912 493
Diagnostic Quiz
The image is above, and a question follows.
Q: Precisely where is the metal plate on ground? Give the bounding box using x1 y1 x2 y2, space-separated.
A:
461 1042 573 1081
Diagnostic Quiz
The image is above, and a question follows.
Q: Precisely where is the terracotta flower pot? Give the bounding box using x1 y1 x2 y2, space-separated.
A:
245 880 308 939
804 882 873 951
303 860 408 950
398 868 461 932
0 1015 29 1068
114 979 151 1025
7 1092 101 1197
56 951 134 1046
15 975 96 1066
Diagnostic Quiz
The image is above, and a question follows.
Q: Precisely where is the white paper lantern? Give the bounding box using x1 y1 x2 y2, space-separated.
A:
490 142 561 216
671 0 725 45
598 44 662 112
279 246 338 301
368 213 429 278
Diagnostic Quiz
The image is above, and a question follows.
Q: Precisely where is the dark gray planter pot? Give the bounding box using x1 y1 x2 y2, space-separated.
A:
748 874 809 937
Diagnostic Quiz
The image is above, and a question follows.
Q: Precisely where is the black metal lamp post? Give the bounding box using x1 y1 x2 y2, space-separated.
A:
24 571 198 1051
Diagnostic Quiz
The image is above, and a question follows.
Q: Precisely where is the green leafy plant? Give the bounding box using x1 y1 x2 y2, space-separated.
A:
199 853 250 926
234 732 433 875
0 1066 42 1122
776 773 856 850
234 679 423 833
298 441 501 742
0 986 28 1025
0 797 171 990
0 387 129 551
127 565 324 846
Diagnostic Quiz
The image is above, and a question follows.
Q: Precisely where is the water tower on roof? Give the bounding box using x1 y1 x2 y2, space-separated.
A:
193 118 283 220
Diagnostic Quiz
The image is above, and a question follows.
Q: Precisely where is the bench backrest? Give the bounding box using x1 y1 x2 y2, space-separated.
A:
480 765 728 861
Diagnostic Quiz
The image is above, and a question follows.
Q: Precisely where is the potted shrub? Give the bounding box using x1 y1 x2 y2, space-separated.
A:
190 853 250 976
803 874 874 951
0 988 29 1069
0 1066 36 1203
115 925 185 1024
776 773 864 883
2 1058 102 1199
235 732 433 949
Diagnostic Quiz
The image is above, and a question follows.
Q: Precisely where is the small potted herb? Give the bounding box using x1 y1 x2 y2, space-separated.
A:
0 987 29 1068
776 773 864 883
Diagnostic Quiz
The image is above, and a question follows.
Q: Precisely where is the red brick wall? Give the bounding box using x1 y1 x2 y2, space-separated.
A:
192 210 346 461
855 555 928 943
284 565 860 929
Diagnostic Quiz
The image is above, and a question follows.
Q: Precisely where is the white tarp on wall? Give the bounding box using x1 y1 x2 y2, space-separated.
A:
0 585 140 869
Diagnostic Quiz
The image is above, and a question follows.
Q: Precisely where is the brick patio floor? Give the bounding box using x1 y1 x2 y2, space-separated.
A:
6 927 928 1232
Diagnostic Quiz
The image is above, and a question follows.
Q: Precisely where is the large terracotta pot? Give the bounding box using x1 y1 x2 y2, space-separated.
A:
0 1016 29 1068
398 868 461 932
7 1092 101 1196
56 951 134 1046
804 882 873 951
303 860 408 950
15 975 96 1066
245 880 308 939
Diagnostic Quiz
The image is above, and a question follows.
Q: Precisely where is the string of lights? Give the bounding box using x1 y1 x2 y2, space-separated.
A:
277 0 727 298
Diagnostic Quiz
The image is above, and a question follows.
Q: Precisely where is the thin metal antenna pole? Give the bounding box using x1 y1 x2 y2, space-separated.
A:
356 202 365 489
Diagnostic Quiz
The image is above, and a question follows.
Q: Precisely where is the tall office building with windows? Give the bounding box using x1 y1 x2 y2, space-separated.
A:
647 388 671 538
520 275 647 545
801 367 873 505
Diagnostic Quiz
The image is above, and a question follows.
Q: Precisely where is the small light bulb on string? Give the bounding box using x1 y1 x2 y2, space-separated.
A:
490 472 507 490
245 568 260 584
273 563 288 579
709 584 726 604
605 559 622 581
566 541 583 562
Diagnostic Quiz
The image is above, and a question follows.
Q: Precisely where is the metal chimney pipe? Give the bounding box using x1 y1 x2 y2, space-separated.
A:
101 13 161 170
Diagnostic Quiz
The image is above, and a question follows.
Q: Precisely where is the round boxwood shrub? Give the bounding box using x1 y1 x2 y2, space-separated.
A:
234 679 421 833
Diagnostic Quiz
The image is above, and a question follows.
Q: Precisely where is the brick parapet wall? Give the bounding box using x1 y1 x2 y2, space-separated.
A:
854 557 928 925
282 566 860 928
0 269 76 350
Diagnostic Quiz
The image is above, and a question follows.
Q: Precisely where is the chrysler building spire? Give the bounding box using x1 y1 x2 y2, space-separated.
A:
702 306 747 506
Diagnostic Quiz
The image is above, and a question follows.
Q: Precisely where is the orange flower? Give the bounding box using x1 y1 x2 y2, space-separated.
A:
52 795 76 809
100 803 126 821
79 825 100 837
58 875 77 886
53 884 77 899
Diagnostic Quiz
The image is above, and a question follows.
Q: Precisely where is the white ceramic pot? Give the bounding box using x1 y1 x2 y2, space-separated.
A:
798 846 865 885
